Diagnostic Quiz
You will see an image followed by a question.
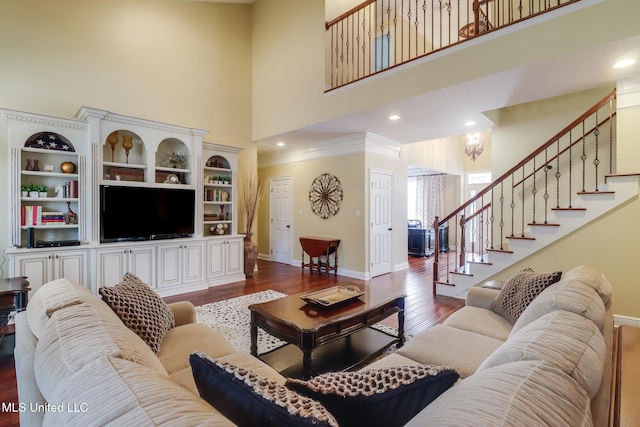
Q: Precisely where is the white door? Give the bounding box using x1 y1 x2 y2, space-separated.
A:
270 177 293 264
370 169 393 277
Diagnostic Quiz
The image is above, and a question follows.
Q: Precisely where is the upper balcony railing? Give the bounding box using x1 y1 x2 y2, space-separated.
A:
325 0 581 90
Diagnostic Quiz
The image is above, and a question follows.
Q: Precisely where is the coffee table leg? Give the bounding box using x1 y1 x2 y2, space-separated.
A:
397 299 405 347
250 312 258 357
302 348 313 380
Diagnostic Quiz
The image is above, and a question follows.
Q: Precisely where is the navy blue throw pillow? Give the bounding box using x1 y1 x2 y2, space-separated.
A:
285 365 459 427
189 352 338 427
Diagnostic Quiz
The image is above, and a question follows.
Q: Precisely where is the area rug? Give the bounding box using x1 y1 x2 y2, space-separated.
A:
195 290 405 355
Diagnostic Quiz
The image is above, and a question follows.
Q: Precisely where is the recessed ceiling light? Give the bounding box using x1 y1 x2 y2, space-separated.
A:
389 115 401 120
464 121 476 127
276 142 285 147
613 59 636 69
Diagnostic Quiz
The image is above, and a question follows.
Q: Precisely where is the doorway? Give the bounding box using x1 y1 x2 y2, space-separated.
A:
269 176 293 265
369 169 393 277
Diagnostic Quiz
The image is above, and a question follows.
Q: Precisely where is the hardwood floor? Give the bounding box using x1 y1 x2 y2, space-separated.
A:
0 256 462 427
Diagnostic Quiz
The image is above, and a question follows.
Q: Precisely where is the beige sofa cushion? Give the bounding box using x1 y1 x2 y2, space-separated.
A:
407 360 593 427
35 302 167 401
443 306 513 341
396 324 503 378
26 278 101 339
478 310 605 398
157 322 237 375
47 356 233 426
562 265 613 305
511 280 605 336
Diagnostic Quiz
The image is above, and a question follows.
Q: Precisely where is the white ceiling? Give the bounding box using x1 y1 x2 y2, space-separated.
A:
256 33 640 155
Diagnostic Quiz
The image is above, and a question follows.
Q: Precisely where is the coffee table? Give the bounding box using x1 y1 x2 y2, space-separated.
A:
249 283 405 379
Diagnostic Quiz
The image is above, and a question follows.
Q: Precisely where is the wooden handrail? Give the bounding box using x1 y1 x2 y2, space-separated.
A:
465 202 491 223
512 114 616 188
436 89 616 227
325 0 376 30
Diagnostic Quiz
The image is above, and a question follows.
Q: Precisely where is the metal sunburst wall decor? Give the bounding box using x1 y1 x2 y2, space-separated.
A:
309 173 343 219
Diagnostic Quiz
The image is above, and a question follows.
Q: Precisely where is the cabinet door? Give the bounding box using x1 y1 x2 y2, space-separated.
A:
206 240 225 279
128 247 156 288
157 244 181 288
226 238 243 276
53 250 87 285
12 253 52 297
96 249 127 288
182 242 205 284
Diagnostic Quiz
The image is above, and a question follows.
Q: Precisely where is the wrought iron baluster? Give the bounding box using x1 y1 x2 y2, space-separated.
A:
594 109 601 191
520 166 525 237
499 180 505 249
510 174 515 236
531 156 537 223
543 149 549 224
556 139 562 208
581 120 587 194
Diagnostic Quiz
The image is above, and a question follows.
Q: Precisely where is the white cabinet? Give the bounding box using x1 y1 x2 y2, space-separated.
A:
157 241 205 289
95 245 156 290
207 236 244 286
11 249 88 296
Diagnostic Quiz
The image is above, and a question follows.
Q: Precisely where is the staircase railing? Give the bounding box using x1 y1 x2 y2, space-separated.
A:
431 89 617 294
325 0 581 90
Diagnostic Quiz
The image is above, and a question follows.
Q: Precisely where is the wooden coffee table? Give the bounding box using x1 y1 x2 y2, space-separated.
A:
249 283 405 379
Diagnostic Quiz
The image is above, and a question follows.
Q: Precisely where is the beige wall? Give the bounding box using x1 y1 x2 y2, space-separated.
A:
0 0 254 260
258 152 367 274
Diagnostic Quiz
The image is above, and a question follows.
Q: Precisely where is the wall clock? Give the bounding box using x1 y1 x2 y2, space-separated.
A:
309 173 343 219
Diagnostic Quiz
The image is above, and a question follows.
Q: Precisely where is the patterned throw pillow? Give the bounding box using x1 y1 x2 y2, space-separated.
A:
489 268 562 324
99 273 175 353
285 366 459 427
189 353 338 427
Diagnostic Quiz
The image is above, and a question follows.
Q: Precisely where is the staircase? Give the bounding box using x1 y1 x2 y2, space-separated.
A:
431 89 638 298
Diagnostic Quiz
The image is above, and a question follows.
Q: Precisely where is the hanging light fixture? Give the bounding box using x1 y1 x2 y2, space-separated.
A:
464 131 486 161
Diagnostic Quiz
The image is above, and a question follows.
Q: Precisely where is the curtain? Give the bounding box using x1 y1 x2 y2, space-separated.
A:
414 175 444 229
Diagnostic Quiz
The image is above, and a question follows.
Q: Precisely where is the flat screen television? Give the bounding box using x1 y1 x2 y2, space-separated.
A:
100 185 195 243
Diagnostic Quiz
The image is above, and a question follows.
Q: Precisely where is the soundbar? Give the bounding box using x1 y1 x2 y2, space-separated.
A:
35 240 81 248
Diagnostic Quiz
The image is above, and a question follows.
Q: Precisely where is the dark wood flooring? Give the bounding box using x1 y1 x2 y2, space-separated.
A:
0 256 462 427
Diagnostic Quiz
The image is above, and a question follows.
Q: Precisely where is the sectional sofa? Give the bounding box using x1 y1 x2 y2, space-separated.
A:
14 265 613 426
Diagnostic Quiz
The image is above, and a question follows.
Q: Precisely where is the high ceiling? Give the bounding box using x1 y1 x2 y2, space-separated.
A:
256 31 640 155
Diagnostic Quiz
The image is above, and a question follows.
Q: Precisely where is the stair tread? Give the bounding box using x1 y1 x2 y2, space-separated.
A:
578 190 615 195
506 236 536 240
486 248 514 253
552 207 587 211
450 270 473 276
528 222 560 226
435 281 455 287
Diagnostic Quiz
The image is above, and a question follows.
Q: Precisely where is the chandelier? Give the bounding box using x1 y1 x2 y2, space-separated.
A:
464 131 486 161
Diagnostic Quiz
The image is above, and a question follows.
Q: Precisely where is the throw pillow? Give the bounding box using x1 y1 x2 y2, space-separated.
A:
489 268 562 324
189 352 338 427
99 273 175 353
285 365 459 427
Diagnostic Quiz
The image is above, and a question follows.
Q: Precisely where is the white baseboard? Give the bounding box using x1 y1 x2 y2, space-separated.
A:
614 314 640 328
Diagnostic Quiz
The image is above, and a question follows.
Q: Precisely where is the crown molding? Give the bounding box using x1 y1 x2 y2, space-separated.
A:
1 109 87 131
76 106 209 137
258 132 401 168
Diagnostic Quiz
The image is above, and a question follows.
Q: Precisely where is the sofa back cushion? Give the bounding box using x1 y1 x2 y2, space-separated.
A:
478 310 605 398
406 360 593 427
511 280 605 336
562 265 613 306
34 302 168 401
26 278 100 339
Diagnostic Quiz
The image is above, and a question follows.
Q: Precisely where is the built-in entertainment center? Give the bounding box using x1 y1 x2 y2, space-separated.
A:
2 107 245 297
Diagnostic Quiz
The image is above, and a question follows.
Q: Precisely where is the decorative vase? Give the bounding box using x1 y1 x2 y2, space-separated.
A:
33 159 40 171
122 135 134 164
25 159 34 171
61 161 77 174
244 233 258 278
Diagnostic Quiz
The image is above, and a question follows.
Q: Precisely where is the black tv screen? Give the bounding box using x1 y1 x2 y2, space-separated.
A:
100 185 195 242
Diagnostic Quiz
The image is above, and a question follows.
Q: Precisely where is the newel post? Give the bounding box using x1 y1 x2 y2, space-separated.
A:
432 216 440 296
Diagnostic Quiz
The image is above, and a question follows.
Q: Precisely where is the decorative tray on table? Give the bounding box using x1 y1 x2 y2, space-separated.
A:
301 285 365 307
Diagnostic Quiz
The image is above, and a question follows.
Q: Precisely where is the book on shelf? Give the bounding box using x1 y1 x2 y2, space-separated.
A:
21 207 68 226
21 205 43 226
